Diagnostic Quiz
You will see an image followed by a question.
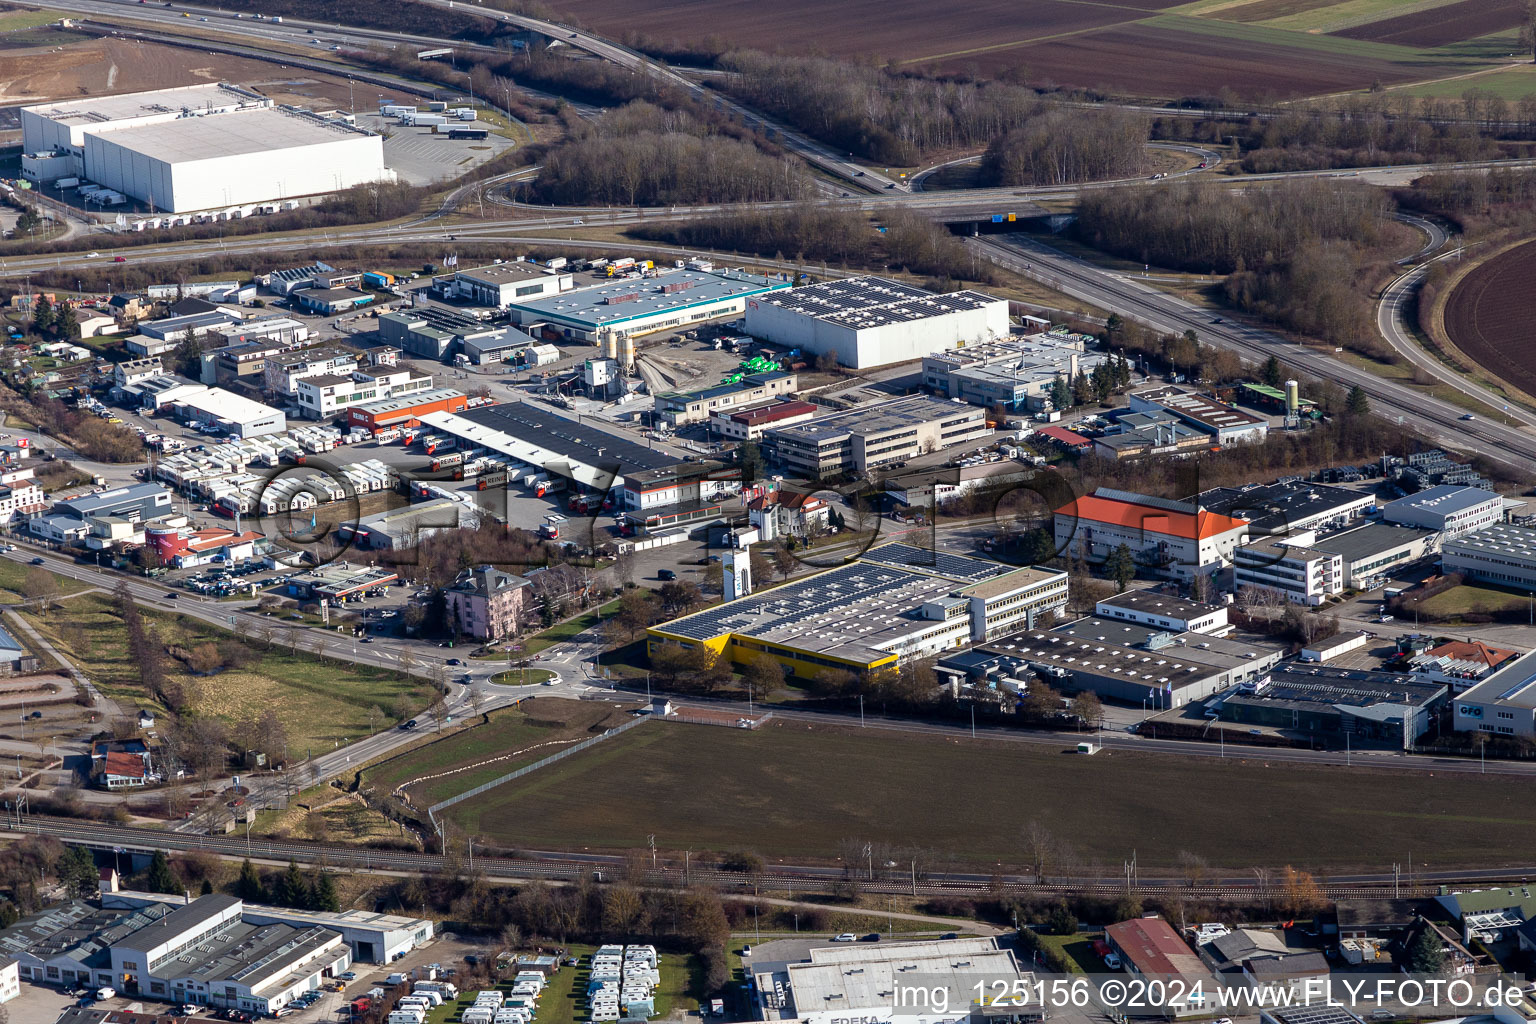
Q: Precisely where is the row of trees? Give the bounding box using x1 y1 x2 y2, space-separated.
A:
533 129 811 206
236 858 341 911
1075 181 1396 355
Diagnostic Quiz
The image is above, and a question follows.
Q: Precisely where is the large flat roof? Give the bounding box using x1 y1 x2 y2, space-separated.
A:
1459 650 1536 710
508 269 787 327
1444 522 1536 562
754 275 1004 330
1200 481 1373 534
1308 521 1432 562
175 388 282 425
93 107 373 162
1385 484 1500 518
23 83 261 126
114 894 240 954
1097 589 1223 622
653 545 1050 665
457 262 558 285
766 394 980 444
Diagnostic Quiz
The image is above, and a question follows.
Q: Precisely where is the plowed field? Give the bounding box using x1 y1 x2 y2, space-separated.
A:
1333 0 1525 46
1443 240 1536 401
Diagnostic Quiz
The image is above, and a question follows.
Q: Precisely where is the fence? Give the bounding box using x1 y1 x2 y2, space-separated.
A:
427 714 650 835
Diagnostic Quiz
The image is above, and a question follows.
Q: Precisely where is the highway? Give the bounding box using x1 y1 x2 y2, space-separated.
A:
971 234 1536 476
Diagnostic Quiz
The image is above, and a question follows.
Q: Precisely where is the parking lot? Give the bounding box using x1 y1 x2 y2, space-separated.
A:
360 114 517 186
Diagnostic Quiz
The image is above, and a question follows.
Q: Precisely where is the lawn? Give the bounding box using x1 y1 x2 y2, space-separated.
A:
1393 65 1536 99
1414 582 1532 620
360 700 636 806
519 598 622 656
0 559 91 604
1036 933 1105 974
21 594 434 756
441 719 1536 872
426 945 700 1024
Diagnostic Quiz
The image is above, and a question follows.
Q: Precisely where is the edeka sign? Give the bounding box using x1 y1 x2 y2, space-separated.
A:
801 1009 895 1024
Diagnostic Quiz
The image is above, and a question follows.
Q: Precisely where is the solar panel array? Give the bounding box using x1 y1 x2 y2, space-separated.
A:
759 277 1000 330
857 543 1010 582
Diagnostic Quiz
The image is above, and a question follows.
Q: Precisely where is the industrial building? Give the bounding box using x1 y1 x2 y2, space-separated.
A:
749 936 1027 1024
506 268 789 341
1105 918 1207 1016
1200 481 1375 538
22 85 388 212
745 276 1010 369
1441 522 1536 593
171 388 286 438
1054 488 1250 582
620 461 737 527
1092 411 1213 460
1452 650 1536 739
1094 589 1231 635
1214 663 1446 748
345 388 468 432
647 544 1068 677
1307 521 1436 589
337 497 468 551
439 261 573 307
947 616 1281 709
378 307 531 364
1409 639 1521 694
1128 387 1269 446
419 402 680 494
764 395 989 477
653 371 798 428
54 483 174 523
922 329 1103 412
1382 484 1503 539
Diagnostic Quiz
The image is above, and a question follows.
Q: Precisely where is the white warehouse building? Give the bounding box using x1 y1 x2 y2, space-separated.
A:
743 276 1010 369
22 84 388 213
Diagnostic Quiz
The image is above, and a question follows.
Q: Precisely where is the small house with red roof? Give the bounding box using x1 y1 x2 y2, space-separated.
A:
1410 639 1522 694
746 488 830 541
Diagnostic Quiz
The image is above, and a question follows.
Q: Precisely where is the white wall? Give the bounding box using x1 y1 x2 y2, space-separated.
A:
745 299 1010 369
84 133 386 213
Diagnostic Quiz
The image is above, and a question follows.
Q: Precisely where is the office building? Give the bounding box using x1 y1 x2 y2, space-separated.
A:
264 348 361 397
653 371 798 428
378 307 525 363
441 261 572 307
764 395 988 477
1054 488 1249 582
1233 537 1343 606
1442 522 1536 593
293 367 434 419
921 330 1104 412
1308 521 1436 588
710 399 818 441
744 276 1010 369
1383 485 1502 539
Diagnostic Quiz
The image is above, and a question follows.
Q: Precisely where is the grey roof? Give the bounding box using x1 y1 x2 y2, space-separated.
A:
1332 898 1420 930
0 900 173 964
454 402 677 473
1244 952 1329 976
1385 484 1500 519
450 564 531 598
91 106 374 162
766 394 981 445
1308 521 1433 563
856 543 1014 583
507 269 787 327
351 388 465 417
1444 522 1536 563
456 262 558 285
24 83 260 126
1231 663 1445 711
1201 481 1373 535
114 894 240 954
755 275 1003 330
1457 650 1536 710
55 482 172 517
1097 589 1223 622
1209 928 1289 964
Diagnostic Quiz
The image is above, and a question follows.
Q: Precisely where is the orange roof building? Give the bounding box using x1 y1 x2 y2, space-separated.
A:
1054 489 1250 582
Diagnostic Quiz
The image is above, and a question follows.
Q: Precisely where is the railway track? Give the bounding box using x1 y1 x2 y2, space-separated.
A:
4 815 1525 902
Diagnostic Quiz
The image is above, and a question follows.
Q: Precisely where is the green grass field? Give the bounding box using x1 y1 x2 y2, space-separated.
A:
21 594 433 755
361 700 636 805
440 719 1536 872
1414 582 1532 620
1392 66 1536 99
0 559 91 604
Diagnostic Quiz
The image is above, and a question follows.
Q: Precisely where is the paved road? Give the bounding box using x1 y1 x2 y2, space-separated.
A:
1376 246 1536 429
972 234 1536 477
